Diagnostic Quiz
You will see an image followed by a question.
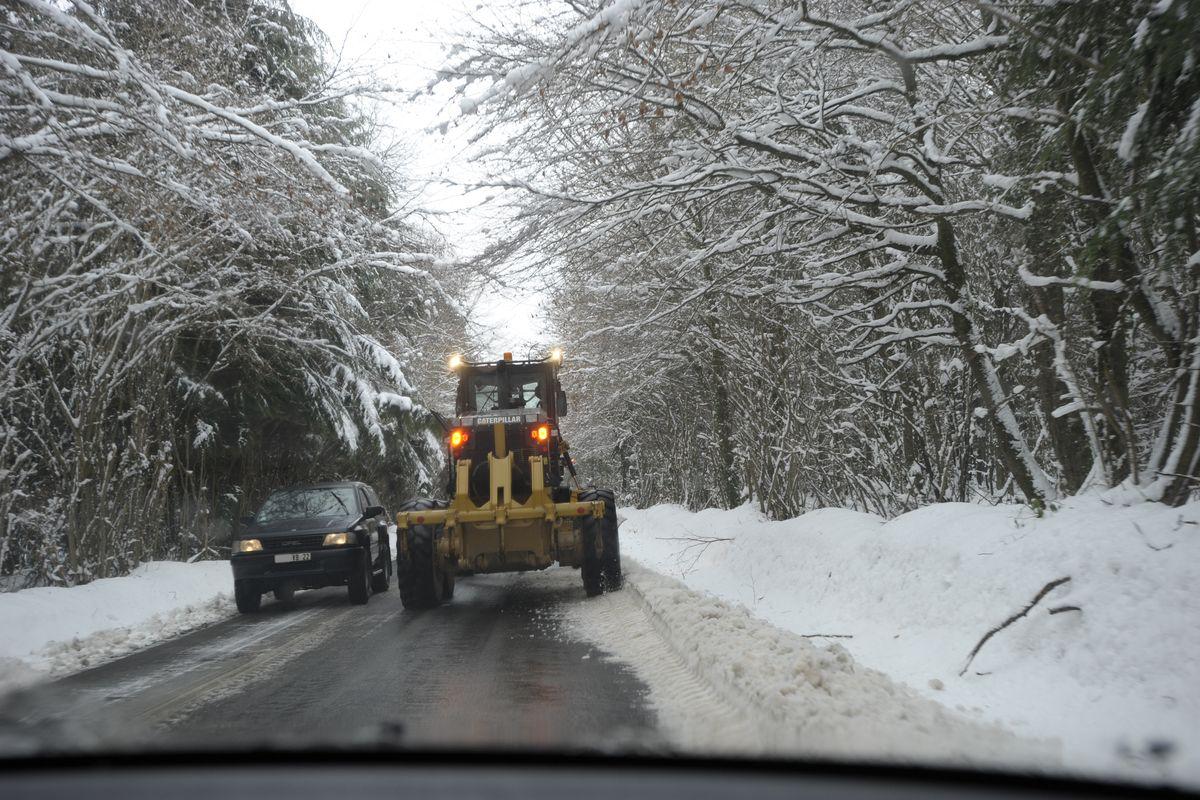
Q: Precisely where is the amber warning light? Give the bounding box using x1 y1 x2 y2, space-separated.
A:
450 429 468 449
530 424 550 443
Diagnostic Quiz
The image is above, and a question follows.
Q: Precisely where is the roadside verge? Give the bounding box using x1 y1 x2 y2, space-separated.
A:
0 561 234 692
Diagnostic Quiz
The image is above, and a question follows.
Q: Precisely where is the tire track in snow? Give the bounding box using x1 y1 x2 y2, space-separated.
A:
561 560 1060 772
560 570 765 754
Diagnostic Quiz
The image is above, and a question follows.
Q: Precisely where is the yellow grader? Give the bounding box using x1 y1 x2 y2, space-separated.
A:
394 350 621 608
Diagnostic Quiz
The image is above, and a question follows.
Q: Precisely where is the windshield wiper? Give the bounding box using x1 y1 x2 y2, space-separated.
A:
327 490 350 515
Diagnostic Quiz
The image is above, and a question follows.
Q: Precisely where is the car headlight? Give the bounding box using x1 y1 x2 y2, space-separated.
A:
232 538 262 554
323 532 354 546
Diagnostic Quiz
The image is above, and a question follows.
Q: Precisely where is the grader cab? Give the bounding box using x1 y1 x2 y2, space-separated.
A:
394 350 621 608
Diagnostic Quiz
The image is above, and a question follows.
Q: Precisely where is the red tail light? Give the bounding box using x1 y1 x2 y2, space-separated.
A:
450 428 468 449
530 424 550 443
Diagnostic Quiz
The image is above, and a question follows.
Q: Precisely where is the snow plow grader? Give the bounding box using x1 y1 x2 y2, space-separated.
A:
394 350 621 608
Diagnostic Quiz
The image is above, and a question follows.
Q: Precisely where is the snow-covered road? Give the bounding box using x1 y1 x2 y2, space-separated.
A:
0 571 658 752
0 559 1052 780
2 494 1192 789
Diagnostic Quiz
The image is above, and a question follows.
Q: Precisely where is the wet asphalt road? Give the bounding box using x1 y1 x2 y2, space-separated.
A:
0 569 660 753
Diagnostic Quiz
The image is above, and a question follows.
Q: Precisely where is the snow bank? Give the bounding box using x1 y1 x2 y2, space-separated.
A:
566 562 1054 770
618 497 1200 786
0 561 234 691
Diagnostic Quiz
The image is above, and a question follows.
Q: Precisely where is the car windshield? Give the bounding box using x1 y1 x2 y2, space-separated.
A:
256 488 356 522
2 0 1198 794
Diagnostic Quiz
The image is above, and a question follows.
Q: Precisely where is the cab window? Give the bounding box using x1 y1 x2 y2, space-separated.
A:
519 380 542 408
472 376 500 411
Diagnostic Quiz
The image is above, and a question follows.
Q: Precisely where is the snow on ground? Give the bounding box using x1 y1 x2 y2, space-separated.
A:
564 561 1055 771
0 528 400 693
0 561 234 691
614 497 1200 786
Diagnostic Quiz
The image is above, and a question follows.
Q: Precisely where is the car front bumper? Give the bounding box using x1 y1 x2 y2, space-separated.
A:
230 546 365 591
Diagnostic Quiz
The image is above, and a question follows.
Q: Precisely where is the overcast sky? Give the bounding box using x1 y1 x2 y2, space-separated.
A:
289 0 546 355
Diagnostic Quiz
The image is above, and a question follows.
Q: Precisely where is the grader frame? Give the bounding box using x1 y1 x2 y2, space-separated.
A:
395 419 604 574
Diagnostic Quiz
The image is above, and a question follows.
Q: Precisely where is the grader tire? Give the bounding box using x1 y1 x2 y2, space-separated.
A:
580 488 621 596
581 531 603 598
598 492 623 591
398 499 447 610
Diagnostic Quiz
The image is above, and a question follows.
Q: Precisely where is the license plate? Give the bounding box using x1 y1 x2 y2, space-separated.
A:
274 552 312 564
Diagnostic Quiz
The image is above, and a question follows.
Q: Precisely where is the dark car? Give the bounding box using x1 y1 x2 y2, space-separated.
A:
230 482 393 613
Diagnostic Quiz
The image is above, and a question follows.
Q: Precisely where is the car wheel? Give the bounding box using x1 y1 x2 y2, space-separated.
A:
348 550 370 605
370 539 390 593
235 581 261 614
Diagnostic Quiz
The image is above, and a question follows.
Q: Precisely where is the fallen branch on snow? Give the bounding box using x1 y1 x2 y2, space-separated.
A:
655 536 735 543
1047 605 1082 615
799 633 853 639
1132 521 1175 552
657 533 735 577
959 576 1071 676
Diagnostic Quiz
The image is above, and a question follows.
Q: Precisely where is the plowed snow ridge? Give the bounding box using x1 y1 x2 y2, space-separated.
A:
614 499 1200 786
564 561 1056 770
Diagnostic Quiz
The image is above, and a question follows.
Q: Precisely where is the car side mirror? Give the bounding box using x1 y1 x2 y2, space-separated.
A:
363 505 385 519
557 390 568 416
239 515 255 526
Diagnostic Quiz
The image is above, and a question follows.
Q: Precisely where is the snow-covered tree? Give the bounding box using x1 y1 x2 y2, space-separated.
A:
1 0 462 585
441 0 1200 512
